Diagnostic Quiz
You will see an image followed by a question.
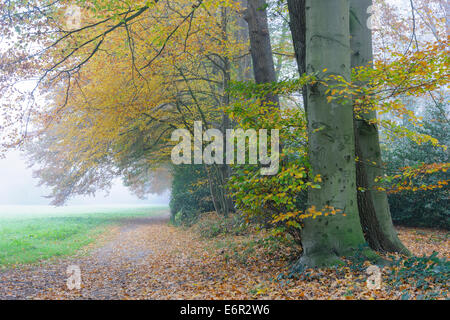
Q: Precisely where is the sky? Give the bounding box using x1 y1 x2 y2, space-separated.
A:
0 150 169 206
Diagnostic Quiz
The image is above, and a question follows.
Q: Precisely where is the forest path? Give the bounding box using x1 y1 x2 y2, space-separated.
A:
1 211 448 300
0 211 199 299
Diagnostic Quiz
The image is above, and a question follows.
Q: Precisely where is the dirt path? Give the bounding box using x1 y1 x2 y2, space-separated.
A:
0 211 448 300
0 212 181 299
0 210 269 300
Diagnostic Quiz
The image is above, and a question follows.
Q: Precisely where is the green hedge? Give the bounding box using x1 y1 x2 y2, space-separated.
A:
384 104 449 229
169 164 215 225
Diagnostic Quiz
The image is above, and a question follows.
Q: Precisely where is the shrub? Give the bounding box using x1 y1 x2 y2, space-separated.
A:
192 212 250 238
169 164 215 226
383 104 449 229
386 252 449 299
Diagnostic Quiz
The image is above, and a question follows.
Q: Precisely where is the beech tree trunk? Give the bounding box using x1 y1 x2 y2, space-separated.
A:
236 0 253 81
350 0 409 254
244 0 279 106
297 0 375 267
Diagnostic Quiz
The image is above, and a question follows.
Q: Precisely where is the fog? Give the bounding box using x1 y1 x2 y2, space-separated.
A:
0 150 169 206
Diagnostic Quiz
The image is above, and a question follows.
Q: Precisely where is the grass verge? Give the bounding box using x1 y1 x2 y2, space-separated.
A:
0 206 167 267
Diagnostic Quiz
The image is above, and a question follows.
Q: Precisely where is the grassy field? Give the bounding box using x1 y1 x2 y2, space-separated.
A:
0 205 167 267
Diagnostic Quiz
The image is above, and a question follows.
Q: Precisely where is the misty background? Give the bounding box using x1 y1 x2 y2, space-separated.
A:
0 150 170 206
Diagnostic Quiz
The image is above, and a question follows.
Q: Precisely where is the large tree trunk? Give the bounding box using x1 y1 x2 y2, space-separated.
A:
350 0 409 254
244 0 279 106
297 0 374 268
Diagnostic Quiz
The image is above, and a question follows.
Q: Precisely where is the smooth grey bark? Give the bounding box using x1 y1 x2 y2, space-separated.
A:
297 0 375 267
244 0 279 106
350 0 409 254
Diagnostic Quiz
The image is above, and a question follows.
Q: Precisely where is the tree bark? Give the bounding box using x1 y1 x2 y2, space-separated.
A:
350 0 409 255
297 0 375 268
236 0 253 81
244 0 279 106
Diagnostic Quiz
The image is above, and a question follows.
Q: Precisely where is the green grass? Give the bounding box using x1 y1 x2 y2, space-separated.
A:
0 205 167 267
